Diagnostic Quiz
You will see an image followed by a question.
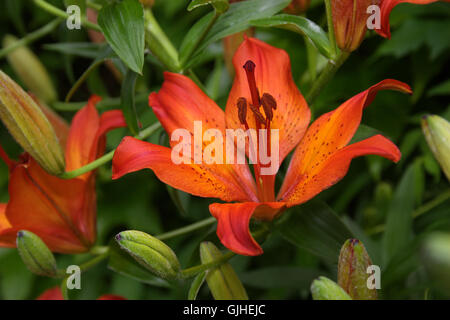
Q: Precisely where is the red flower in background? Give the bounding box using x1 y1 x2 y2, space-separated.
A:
112 38 411 256
377 0 450 38
0 96 126 254
36 286 126 300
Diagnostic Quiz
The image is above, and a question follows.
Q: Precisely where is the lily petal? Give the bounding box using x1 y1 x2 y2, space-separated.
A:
112 137 256 202
147 72 257 201
281 135 400 206
377 0 447 39
0 203 15 247
36 287 64 300
225 37 311 166
4 158 90 253
279 79 411 204
65 96 126 175
209 202 285 256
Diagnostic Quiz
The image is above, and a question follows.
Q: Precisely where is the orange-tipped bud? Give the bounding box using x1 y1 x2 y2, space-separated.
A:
331 0 380 52
0 70 65 175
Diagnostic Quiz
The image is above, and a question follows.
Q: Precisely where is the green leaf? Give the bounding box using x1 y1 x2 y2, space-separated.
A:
98 0 145 74
249 14 331 59
121 69 140 135
240 266 322 289
188 0 230 14
382 160 422 265
65 45 116 102
107 241 170 287
44 42 105 59
277 200 354 264
180 0 290 68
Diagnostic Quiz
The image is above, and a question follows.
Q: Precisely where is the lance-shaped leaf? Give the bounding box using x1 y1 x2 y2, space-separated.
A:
188 0 230 14
249 14 331 59
121 69 140 135
180 0 290 68
98 0 145 74
200 242 248 300
338 239 377 300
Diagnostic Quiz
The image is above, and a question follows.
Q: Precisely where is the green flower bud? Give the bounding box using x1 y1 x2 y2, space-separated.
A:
200 242 248 300
422 232 450 295
338 238 377 300
115 230 181 280
0 70 65 175
311 276 352 300
16 230 58 277
422 115 450 181
3 35 57 103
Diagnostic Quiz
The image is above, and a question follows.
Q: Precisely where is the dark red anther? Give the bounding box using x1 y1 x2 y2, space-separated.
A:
237 97 248 125
249 104 266 125
243 60 260 107
261 93 277 121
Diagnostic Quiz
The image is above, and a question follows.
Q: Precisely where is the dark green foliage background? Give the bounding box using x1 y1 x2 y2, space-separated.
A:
0 0 449 300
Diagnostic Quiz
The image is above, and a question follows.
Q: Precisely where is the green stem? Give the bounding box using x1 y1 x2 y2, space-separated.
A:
181 251 235 279
58 248 110 299
324 0 337 59
186 69 208 94
86 0 102 11
306 51 349 104
33 0 101 32
179 225 270 279
0 18 62 59
52 93 149 111
156 217 217 241
79 250 110 272
367 188 450 235
144 9 181 72
59 122 161 179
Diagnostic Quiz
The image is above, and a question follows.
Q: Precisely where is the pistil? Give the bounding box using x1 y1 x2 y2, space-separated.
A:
236 61 278 202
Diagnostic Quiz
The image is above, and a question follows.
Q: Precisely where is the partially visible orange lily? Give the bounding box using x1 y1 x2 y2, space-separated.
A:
36 286 126 300
112 38 411 256
0 96 126 254
376 0 450 38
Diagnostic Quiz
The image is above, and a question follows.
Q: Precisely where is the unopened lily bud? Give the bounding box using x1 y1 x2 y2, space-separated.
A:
3 35 57 103
331 0 379 52
16 230 58 277
422 233 450 294
284 0 311 15
338 238 377 300
200 242 248 300
421 115 450 181
115 230 181 280
0 70 65 175
311 276 352 300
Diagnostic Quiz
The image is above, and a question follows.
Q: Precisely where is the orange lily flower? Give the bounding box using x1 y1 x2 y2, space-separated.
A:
0 96 126 254
112 38 411 256
376 0 450 38
36 286 126 300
